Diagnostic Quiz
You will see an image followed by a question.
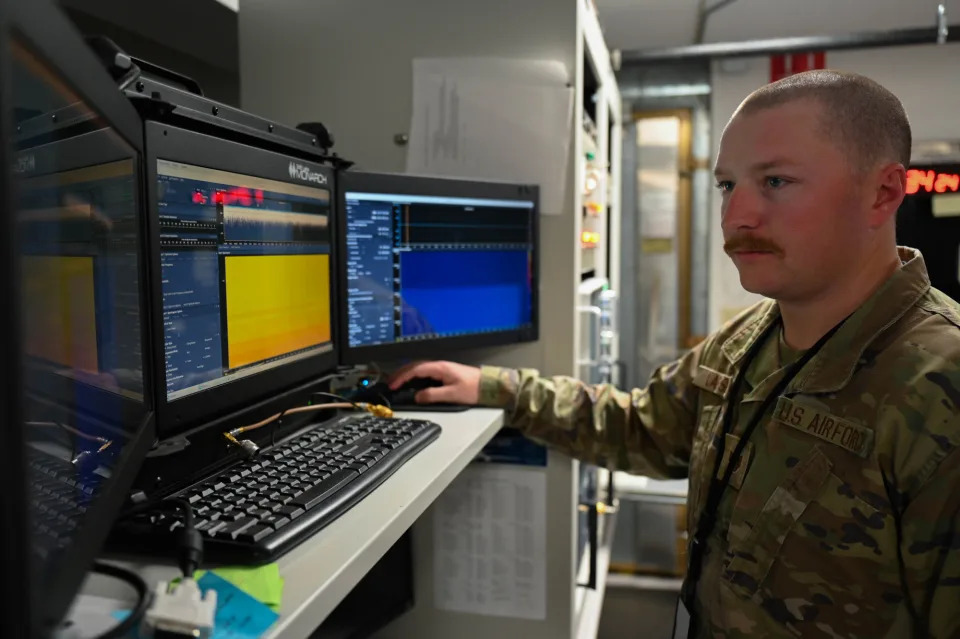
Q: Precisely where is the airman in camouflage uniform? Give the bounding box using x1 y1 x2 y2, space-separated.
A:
390 71 960 637
476 247 960 638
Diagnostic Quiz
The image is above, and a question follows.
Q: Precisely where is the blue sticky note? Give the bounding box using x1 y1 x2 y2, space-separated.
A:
197 572 280 639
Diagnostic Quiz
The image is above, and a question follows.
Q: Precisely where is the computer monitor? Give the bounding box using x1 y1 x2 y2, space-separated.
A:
145 123 338 436
5 0 156 631
337 172 538 364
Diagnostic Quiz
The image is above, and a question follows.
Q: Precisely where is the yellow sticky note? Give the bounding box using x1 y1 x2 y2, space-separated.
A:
194 563 285 612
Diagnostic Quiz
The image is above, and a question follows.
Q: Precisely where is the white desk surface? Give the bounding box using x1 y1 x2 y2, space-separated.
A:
78 408 504 638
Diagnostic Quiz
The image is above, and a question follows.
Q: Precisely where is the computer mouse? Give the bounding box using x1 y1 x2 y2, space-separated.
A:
390 377 443 405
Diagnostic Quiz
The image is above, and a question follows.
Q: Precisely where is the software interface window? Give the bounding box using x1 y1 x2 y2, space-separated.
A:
18 159 144 398
156 160 333 401
344 192 535 348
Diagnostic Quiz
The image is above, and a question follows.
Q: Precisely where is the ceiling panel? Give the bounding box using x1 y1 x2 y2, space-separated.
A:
598 0 960 51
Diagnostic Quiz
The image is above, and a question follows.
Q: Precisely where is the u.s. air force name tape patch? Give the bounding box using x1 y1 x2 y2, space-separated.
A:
773 396 874 458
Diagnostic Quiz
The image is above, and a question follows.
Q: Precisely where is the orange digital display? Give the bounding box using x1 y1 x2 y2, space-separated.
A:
906 169 960 195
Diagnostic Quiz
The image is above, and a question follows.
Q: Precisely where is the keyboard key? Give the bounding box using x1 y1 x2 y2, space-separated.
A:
187 493 202 504
199 520 227 536
279 505 304 520
213 519 256 539
260 514 291 530
291 469 358 510
236 525 272 544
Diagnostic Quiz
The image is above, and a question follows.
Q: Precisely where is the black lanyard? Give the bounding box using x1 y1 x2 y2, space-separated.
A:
681 314 849 620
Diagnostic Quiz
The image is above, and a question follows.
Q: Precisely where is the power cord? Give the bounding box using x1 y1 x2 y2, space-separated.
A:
91 561 151 639
163 498 202 579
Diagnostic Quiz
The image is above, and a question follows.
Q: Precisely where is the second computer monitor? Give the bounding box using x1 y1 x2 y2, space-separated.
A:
338 172 538 364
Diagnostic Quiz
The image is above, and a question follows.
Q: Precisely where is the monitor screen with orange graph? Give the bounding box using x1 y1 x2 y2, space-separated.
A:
155 159 333 402
17 158 145 398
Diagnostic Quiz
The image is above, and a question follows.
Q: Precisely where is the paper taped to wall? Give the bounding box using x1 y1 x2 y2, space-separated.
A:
433 463 547 620
407 57 574 215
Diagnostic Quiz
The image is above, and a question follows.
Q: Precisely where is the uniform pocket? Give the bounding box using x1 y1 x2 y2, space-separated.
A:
722 446 834 597
722 446 894 602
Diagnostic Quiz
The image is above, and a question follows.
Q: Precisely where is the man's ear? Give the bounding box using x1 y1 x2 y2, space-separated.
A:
869 162 906 228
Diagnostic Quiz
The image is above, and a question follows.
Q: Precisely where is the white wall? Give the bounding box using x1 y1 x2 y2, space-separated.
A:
239 0 577 174
708 42 960 331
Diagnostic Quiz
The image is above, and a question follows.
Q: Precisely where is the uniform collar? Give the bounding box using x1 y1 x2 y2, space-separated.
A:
720 247 931 395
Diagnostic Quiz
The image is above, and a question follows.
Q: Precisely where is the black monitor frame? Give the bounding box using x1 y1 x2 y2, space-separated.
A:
336 171 539 365
144 122 339 437
3 0 158 632
0 3 31 634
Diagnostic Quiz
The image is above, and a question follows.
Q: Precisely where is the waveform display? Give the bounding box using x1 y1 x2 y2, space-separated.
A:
21 255 99 373
398 250 531 337
223 206 329 243
224 254 331 369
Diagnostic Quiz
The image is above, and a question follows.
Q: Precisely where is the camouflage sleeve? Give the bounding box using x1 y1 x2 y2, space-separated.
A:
476 345 704 479
897 442 960 638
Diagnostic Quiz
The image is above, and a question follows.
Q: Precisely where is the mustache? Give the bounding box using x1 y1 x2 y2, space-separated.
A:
723 235 784 256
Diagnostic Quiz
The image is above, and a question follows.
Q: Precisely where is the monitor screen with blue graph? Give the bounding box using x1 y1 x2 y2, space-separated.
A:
340 174 538 361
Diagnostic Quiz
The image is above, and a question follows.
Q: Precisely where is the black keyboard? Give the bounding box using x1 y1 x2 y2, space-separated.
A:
27 449 102 559
109 414 441 563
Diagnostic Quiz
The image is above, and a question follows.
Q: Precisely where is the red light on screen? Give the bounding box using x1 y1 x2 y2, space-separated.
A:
906 169 960 195
211 187 262 206
192 190 207 205
236 187 253 206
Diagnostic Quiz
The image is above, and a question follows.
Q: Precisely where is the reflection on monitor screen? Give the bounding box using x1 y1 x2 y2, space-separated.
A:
18 159 144 398
343 191 535 348
156 160 333 401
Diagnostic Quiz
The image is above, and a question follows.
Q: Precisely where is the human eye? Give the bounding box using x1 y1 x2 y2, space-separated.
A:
765 176 788 189
715 180 734 192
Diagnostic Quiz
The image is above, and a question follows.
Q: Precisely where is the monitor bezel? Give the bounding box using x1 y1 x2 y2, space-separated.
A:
336 171 539 365
145 122 339 437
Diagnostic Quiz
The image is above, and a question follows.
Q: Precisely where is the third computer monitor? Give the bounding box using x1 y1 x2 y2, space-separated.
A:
338 172 538 364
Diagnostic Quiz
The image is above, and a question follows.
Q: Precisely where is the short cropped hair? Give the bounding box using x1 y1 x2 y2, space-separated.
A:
733 70 912 170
